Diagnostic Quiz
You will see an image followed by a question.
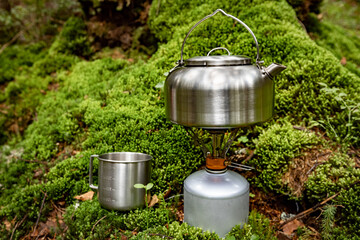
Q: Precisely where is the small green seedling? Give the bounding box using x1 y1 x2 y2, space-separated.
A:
134 183 154 191
134 183 154 230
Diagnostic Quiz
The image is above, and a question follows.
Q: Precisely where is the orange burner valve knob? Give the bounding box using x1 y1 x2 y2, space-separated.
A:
206 157 229 171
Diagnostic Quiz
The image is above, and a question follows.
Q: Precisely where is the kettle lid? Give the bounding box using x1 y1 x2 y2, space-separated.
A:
184 55 251 66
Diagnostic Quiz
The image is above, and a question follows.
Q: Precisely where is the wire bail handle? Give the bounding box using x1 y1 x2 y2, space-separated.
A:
179 9 261 66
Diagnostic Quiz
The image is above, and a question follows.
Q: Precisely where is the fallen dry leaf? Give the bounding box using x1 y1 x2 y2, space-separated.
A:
30 222 49 237
4 220 11 231
74 191 94 201
9 123 19 134
176 209 184 222
164 186 172 199
341 56 347 65
33 168 43 178
47 208 64 226
72 150 80 155
282 219 304 236
276 231 292 240
30 229 39 237
148 194 159 208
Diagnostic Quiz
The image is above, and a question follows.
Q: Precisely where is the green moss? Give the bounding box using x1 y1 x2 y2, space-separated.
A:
305 153 360 235
0 73 51 144
310 83 360 148
133 221 220 240
227 211 277 240
330 227 360 240
32 53 79 77
63 210 276 239
249 122 319 198
0 42 47 85
305 153 359 201
311 18 360 76
335 184 360 236
0 18 87 144
20 58 128 160
49 17 92 57
0 147 38 208
63 197 176 239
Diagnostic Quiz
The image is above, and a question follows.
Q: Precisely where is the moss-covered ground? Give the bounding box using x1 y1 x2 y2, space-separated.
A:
0 0 359 239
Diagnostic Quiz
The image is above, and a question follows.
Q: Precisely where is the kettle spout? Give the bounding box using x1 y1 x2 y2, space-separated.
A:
263 63 287 80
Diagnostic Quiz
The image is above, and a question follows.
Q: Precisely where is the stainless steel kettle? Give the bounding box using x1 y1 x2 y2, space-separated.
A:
165 9 286 129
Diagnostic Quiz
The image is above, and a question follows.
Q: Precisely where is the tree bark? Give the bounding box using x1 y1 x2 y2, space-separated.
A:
0 0 11 12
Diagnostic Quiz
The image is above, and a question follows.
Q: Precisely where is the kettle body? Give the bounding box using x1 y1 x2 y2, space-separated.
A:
165 59 274 129
164 9 285 129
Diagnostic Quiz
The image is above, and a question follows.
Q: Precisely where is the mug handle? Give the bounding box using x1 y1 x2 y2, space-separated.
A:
89 155 99 190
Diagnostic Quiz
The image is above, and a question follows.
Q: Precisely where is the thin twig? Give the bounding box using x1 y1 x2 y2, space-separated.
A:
293 125 311 132
32 192 47 236
279 180 360 228
242 151 254 165
50 200 66 214
156 0 161 15
91 216 107 233
315 152 332 159
296 17 307 33
0 20 36 54
306 162 318 175
50 17 65 25
165 194 184 201
0 30 23 54
279 192 339 228
10 214 28 240
307 153 319 175
306 152 332 175
35 232 48 240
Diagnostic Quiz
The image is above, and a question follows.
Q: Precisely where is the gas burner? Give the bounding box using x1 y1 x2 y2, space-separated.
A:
185 127 253 172
164 9 285 238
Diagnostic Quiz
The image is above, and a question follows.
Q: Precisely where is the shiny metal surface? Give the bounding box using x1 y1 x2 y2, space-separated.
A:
184 169 249 237
263 63 287 80
165 64 275 128
89 152 152 211
184 55 251 66
207 47 231 56
165 9 286 129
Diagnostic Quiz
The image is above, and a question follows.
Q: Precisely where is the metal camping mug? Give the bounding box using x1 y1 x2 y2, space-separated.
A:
89 152 152 210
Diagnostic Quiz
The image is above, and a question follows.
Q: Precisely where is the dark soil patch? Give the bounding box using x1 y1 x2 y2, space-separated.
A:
82 0 156 53
282 148 332 198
